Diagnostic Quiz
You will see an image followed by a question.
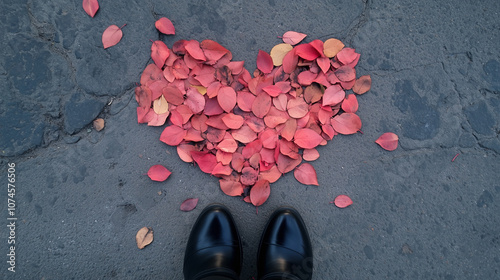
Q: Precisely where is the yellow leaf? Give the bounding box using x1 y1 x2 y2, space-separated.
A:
191 85 207 95
270 43 293 66
136 227 154 249
323 38 344 58
153 95 169 114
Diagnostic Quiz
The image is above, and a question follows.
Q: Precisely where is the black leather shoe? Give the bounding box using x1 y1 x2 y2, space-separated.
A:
257 207 313 280
183 204 242 280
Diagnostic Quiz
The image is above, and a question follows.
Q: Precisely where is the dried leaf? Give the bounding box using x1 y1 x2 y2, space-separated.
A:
219 179 244 196
322 84 345 106
352 75 372 95
153 95 169 114
180 198 199 211
93 118 105 131
151 40 170 69
160 125 186 146
331 113 362 135
147 164 172 182
250 179 271 206
257 50 273 74
323 38 344 58
294 128 324 149
334 195 353 208
282 31 307 45
294 163 319 186
136 227 153 249
270 43 293 66
218 86 237 113
302 148 319 161
155 17 175 35
341 94 358 113
102 25 124 49
82 0 99 17
375 132 398 151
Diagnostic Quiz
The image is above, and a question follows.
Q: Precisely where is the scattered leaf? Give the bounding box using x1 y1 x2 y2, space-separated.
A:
136 227 154 249
82 0 99 18
102 24 124 49
93 118 105 131
151 40 170 69
250 179 271 206
352 75 372 95
294 163 319 186
155 17 175 35
180 198 199 211
147 164 172 182
282 31 307 45
334 195 353 208
375 132 398 151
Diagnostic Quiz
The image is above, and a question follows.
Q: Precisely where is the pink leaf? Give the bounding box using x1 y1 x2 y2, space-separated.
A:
102 25 124 49
282 31 307 45
294 163 319 186
250 180 271 206
375 132 399 151
334 195 353 208
155 17 175 35
147 165 172 182
180 198 199 212
257 50 273 74
82 0 99 17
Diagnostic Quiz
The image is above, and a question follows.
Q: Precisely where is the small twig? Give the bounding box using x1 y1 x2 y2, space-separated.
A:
451 153 459 162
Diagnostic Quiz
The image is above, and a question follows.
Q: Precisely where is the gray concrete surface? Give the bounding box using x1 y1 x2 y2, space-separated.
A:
1 0 499 279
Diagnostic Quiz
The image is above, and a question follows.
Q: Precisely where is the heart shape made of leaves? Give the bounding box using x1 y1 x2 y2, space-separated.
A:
135 36 371 206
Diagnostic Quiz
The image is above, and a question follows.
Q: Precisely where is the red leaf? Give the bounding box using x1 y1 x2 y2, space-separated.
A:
336 48 359 65
282 48 298 73
180 198 199 212
218 138 238 153
160 125 186 146
155 17 175 35
250 180 271 206
352 75 372 95
335 65 356 82
151 40 170 68
341 94 358 113
287 97 309 119
147 164 172 182
219 179 244 196
282 31 307 45
241 167 259 185
334 195 353 208
185 40 206 61
191 151 218 174
82 0 99 17
185 88 206 114
200 40 230 63
102 25 124 49
331 113 361 135
217 86 237 113
222 113 245 130
302 148 320 161
257 50 273 74
252 92 272 118
294 163 319 186
322 84 345 106
295 43 321 61
177 144 196 163
293 128 323 149
375 132 399 151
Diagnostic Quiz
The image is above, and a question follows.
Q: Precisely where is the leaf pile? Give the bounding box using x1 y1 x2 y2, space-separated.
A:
135 31 373 206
